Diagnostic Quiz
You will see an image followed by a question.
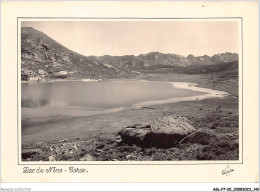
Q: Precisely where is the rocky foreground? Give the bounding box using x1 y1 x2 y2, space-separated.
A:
22 110 239 161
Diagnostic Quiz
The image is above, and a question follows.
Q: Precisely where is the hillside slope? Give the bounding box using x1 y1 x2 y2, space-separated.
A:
171 60 238 77
21 27 132 81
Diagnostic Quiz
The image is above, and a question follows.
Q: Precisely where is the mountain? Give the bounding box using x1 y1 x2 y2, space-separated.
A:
21 27 239 81
21 27 132 81
91 52 238 70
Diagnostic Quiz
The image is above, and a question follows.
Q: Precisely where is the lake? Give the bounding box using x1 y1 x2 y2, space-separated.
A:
21 80 207 112
21 80 213 143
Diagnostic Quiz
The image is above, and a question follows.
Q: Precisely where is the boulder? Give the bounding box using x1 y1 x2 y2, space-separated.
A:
118 115 196 148
37 69 48 75
52 71 68 79
29 76 46 82
117 124 151 147
48 156 56 161
79 154 95 161
150 115 195 148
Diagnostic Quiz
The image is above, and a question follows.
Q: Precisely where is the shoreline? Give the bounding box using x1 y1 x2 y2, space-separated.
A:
132 81 229 109
22 80 229 117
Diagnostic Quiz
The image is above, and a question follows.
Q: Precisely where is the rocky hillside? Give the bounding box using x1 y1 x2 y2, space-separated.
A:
91 52 238 70
21 27 132 81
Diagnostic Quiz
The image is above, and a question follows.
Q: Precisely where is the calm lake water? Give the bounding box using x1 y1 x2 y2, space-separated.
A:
21 80 204 111
21 80 208 143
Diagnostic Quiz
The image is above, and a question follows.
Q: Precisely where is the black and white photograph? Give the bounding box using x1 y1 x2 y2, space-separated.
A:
20 20 240 162
1 1 259 189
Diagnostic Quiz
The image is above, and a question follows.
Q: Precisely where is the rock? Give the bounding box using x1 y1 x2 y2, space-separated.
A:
94 149 103 156
42 43 49 50
115 135 122 144
126 154 132 159
79 154 95 161
126 123 151 129
28 76 39 81
62 56 70 62
22 148 42 159
21 69 34 81
180 129 219 145
118 116 195 148
186 148 193 154
79 154 94 161
22 69 33 76
28 76 45 82
37 142 50 152
118 124 151 147
48 156 56 161
96 149 103 153
151 115 194 135
37 69 48 75
112 159 119 161
58 139 68 143
52 71 68 79
150 115 195 147
210 126 217 129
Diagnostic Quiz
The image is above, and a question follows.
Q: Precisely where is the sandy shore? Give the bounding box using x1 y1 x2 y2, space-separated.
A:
132 81 229 108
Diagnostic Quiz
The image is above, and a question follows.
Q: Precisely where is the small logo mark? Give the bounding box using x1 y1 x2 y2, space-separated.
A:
222 165 235 176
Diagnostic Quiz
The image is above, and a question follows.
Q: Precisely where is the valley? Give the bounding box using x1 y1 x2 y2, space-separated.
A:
21 27 239 162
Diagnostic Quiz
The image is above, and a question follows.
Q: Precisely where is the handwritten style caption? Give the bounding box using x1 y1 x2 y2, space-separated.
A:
23 166 88 174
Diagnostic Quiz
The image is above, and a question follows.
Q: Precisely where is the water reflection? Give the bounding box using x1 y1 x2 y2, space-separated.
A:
21 97 50 108
21 81 201 110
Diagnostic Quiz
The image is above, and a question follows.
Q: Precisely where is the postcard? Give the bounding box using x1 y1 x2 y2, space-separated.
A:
1 1 258 183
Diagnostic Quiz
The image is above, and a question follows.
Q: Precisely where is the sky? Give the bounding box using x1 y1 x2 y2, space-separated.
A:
21 20 240 57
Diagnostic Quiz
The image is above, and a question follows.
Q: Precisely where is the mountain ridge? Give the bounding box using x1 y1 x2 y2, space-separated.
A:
21 27 239 81
90 51 238 70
